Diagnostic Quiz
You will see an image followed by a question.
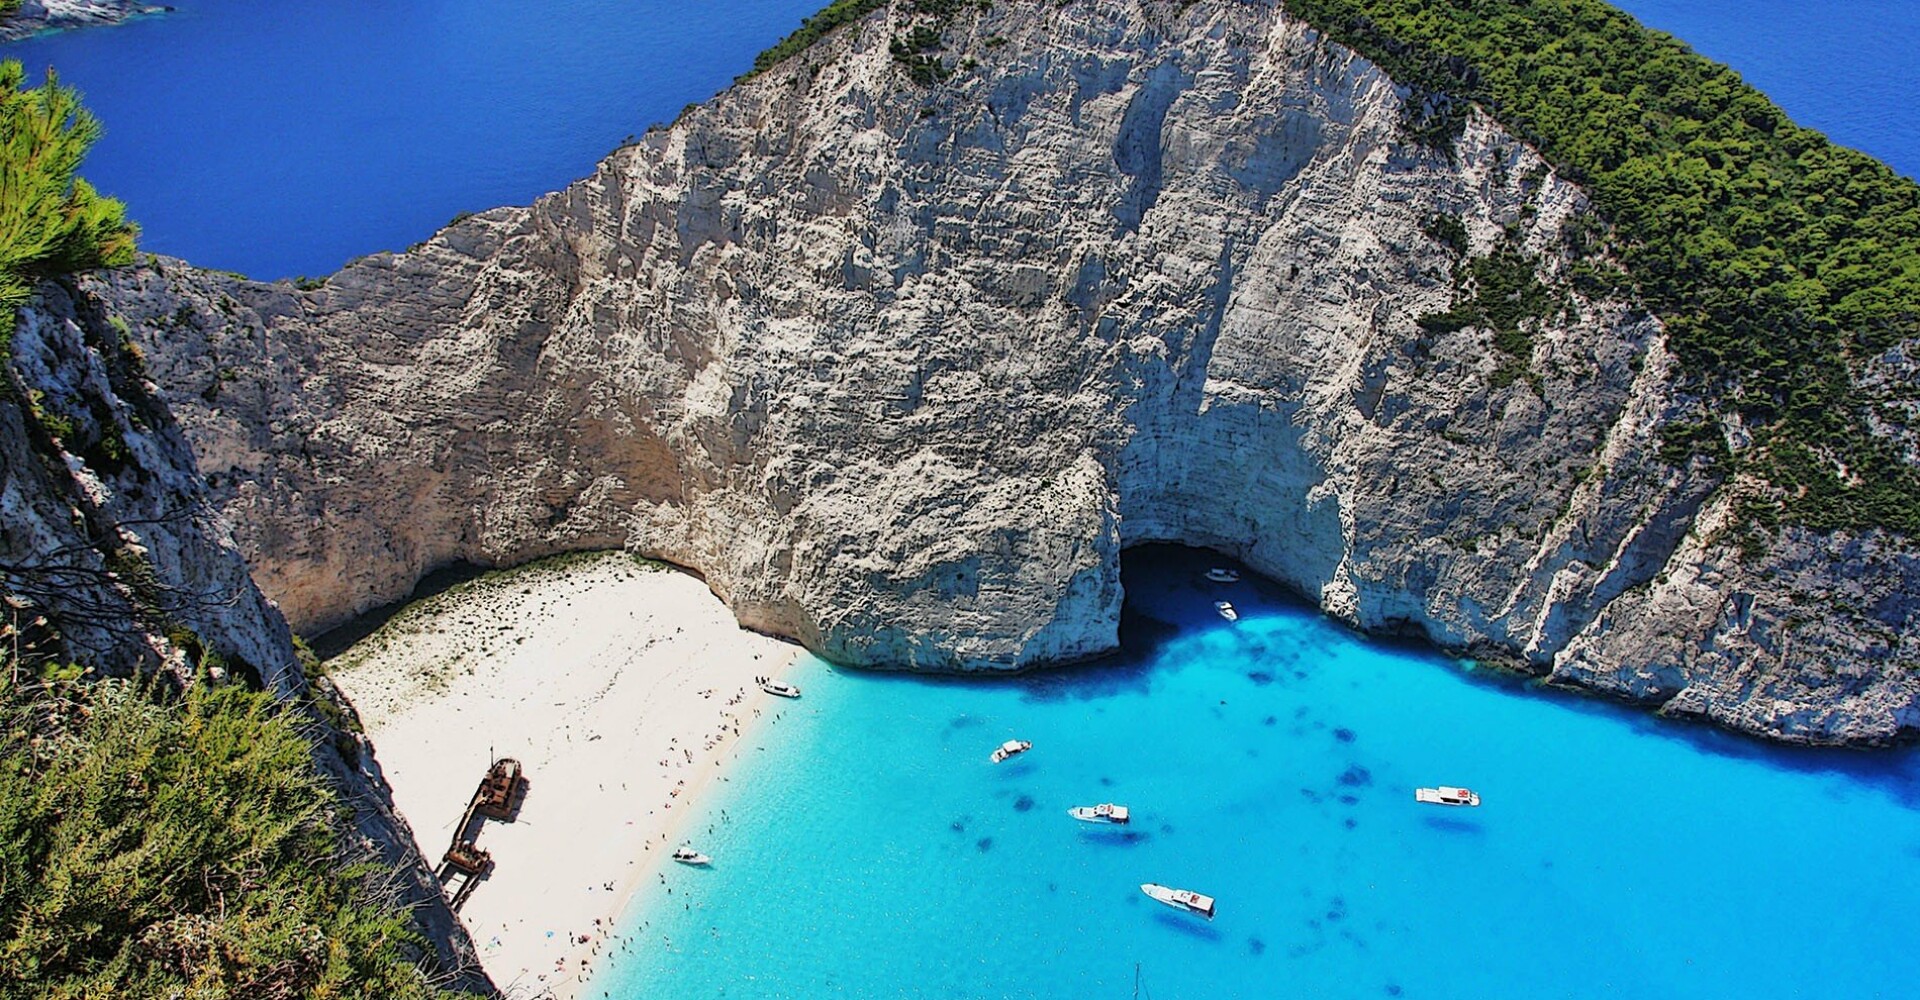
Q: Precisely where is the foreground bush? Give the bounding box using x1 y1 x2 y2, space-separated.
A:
0 674 455 999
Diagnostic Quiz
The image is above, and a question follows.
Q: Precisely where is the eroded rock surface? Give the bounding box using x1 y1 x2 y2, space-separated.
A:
79 0 1919 743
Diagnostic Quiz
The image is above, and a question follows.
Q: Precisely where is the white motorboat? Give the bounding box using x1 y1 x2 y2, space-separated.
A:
1415 785 1481 807
989 739 1032 764
1214 601 1238 621
1141 883 1215 920
761 680 802 698
671 847 712 865
1205 567 1240 583
1068 803 1130 825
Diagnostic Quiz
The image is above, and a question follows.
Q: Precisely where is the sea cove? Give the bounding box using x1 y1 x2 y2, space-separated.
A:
5 0 1920 997
592 548 1920 999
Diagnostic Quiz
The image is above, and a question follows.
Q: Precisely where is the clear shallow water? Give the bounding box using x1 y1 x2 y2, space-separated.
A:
6 5 1917 994
1612 0 1920 179
594 547 1920 999
1 0 826 279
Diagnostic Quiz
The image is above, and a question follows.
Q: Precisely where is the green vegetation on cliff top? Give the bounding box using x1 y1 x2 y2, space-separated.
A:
0 59 136 318
747 0 979 83
1285 0 1920 533
746 0 890 78
0 672 456 1000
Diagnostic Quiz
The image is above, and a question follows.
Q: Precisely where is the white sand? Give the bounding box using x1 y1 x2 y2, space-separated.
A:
328 553 798 1000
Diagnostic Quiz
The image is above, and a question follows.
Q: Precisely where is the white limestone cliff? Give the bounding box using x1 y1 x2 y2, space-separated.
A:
81 0 1917 744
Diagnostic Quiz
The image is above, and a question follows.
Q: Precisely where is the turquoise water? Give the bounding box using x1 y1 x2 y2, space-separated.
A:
1 0 826 279
3 0 1917 280
7 6 1918 992
592 547 1920 999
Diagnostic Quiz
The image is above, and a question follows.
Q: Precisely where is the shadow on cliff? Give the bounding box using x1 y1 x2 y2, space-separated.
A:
845 543 1331 704
308 560 491 659
845 543 1920 809
1156 545 1920 808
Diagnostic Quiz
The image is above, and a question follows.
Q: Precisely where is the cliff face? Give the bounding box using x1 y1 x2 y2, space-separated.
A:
0 281 492 993
84 0 1919 744
2 280 293 692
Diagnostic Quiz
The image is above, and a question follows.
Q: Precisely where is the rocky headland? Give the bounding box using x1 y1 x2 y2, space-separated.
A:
52 0 1918 745
0 0 167 41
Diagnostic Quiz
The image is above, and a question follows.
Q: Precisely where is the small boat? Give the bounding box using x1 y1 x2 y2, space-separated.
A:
1141 883 1215 920
1205 567 1240 583
1068 803 1130 825
989 739 1032 764
761 680 802 698
1214 601 1238 621
1415 785 1481 807
671 847 712 865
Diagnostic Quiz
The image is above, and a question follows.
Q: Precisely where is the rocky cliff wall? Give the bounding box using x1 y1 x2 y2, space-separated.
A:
77 0 1919 744
0 280 493 993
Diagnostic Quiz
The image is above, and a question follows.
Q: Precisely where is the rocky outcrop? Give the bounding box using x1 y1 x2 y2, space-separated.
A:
0 0 167 41
82 0 1919 744
0 280 494 993
3 280 293 692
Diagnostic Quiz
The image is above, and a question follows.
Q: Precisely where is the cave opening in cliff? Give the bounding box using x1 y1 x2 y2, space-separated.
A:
1116 542 1322 659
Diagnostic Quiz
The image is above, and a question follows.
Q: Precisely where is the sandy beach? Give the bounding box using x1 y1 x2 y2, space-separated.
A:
328 552 800 999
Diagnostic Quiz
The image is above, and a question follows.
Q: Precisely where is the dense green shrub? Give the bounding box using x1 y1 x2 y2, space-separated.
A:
0 60 136 318
745 0 891 78
0 675 456 1000
748 0 977 87
890 24 952 84
1418 240 1556 388
1285 0 1920 533
1421 212 1469 257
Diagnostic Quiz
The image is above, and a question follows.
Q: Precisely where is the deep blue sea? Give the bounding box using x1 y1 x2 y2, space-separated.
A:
8 3 1920 998
2 0 1917 281
1 0 827 279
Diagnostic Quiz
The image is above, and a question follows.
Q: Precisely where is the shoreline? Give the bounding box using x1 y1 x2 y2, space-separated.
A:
0 0 169 42
565 653 804 1000
327 552 802 999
